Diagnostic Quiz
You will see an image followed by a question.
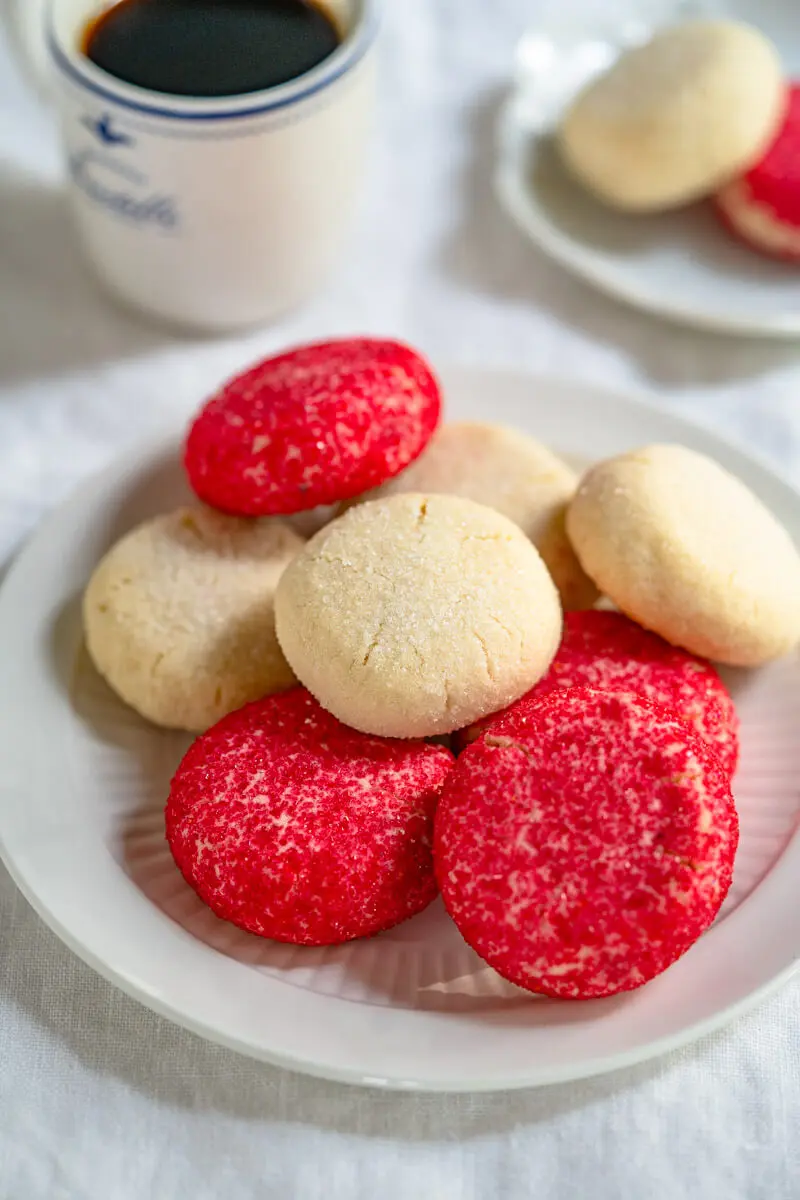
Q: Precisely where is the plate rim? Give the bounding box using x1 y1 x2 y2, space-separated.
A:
2 365 800 1093
494 99 800 340
1 831 798 1092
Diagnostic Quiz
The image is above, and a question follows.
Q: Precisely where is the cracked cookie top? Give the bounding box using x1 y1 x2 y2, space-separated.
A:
274 492 563 738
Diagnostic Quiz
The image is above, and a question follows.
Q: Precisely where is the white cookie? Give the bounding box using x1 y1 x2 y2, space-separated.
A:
567 444 800 666
351 421 597 610
275 493 563 738
84 507 304 732
559 20 785 212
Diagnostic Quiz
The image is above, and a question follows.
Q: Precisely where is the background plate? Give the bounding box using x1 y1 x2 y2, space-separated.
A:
495 0 800 337
1 368 799 1091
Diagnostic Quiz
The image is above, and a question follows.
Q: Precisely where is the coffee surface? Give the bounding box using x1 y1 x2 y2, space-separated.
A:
83 0 341 98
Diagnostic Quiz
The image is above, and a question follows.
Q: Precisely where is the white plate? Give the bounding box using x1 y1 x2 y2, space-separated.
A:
2 367 800 1092
495 0 800 337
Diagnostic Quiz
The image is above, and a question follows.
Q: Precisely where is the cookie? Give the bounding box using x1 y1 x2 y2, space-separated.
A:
459 610 739 775
83 507 303 732
716 85 800 263
566 444 800 666
558 20 786 212
436 687 738 1000
349 422 597 610
275 493 563 739
166 689 454 945
184 338 442 516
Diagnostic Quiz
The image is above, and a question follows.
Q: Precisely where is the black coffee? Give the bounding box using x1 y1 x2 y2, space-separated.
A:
83 0 342 98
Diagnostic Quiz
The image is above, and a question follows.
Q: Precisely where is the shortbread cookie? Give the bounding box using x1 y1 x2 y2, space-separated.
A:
436 687 738 999
459 610 739 775
716 85 800 263
559 20 786 212
275 493 563 738
185 338 442 516
566 444 800 666
166 689 454 945
351 422 597 610
83 507 303 732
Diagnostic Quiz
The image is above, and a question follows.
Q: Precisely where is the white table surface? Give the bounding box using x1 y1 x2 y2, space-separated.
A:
2 2 800 1196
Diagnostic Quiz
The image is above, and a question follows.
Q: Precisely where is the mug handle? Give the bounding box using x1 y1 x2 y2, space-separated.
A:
2 0 53 101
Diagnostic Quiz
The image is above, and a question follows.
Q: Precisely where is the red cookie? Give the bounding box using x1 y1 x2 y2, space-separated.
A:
457 610 739 776
184 338 442 516
436 687 738 1000
715 85 800 263
166 688 454 945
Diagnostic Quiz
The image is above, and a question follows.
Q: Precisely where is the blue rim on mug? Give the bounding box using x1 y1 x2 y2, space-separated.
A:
46 0 381 122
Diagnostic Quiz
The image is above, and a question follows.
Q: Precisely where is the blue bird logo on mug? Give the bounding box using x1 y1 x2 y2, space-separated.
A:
81 112 135 148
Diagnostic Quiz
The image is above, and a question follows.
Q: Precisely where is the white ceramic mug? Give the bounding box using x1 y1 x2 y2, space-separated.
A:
4 0 379 330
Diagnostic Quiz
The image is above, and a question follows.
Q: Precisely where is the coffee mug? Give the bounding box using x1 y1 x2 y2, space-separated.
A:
4 0 380 331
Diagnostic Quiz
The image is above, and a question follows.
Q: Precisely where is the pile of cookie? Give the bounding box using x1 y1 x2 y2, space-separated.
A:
558 18 800 264
83 338 800 1000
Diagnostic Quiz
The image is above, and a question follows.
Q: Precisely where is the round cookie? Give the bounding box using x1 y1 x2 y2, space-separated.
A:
166 689 454 945
459 610 740 775
566 444 800 667
716 85 800 263
184 338 442 517
83 507 303 732
558 20 786 212
436 687 738 1000
275 493 563 739
350 422 597 610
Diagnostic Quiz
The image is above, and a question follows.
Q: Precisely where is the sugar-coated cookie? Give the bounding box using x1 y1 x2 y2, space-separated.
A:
275 493 563 738
166 689 454 945
436 688 738 999
458 610 739 775
716 85 800 263
559 20 786 212
351 422 597 610
83 507 303 732
184 338 442 516
566 445 800 666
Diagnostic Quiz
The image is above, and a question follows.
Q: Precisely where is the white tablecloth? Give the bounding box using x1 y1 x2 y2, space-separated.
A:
1 3 800 1196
